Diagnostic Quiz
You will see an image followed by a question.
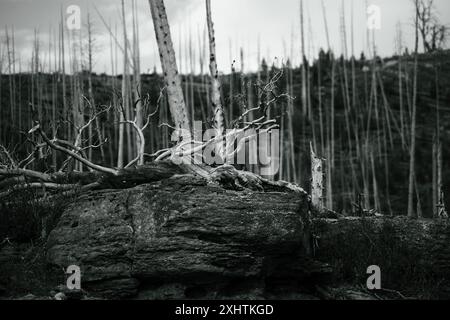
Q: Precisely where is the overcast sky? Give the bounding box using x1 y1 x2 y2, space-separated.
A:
0 0 449 74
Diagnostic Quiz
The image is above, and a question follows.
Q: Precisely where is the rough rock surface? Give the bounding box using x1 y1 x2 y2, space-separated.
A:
46 172 318 299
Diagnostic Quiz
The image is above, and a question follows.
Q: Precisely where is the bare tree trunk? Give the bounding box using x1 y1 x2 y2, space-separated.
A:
287 57 297 184
205 0 225 161
108 22 116 167
256 36 261 109
340 2 357 204
5 26 15 144
329 56 336 209
12 26 17 137
300 0 307 116
199 25 209 124
350 0 361 165
436 149 444 217
311 143 324 210
183 29 189 125
149 0 191 134
0 41 3 142
433 63 442 218
321 0 333 210
408 0 420 218
117 0 128 169
197 25 208 125
240 47 245 121
72 29 85 172
123 2 134 165
351 0 356 114
189 29 195 125
60 8 68 142
321 0 331 50
51 27 57 169
396 23 406 148
87 13 106 163
317 54 324 156
432 136 437 217
132 0 144 165
370 149 381 212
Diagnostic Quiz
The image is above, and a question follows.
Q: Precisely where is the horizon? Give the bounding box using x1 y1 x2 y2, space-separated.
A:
0 0 449 75
1 47 448 78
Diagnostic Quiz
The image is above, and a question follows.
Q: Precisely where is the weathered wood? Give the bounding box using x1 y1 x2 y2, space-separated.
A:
206 0 225 160
310 143 324 210
0 162 185 198
149 0 190 133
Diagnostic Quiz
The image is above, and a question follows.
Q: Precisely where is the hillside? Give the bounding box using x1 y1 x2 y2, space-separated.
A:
1 50 449 216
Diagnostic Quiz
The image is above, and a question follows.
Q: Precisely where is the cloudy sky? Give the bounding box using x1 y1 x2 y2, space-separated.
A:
0 0 449 74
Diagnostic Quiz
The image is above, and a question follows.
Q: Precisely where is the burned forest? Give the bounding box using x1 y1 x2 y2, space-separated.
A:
0 0 450 302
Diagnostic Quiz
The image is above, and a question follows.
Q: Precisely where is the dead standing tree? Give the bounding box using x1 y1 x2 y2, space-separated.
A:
149 0 191 135
117 0 129 169
86 12 106 164
415 0 449 52
310 142 324 211
206 0 226 161
147 0 285 175
408 0 420 218
299 0 307 117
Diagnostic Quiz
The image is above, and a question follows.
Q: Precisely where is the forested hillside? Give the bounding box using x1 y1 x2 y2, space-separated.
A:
1 50 449 216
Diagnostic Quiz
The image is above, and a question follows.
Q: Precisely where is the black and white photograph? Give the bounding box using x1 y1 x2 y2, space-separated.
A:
0 0 449 307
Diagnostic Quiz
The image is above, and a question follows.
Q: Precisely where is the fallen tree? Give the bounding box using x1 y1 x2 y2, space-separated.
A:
0 67 290 202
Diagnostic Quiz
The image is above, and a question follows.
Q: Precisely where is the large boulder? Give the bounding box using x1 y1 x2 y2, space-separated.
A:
46 172 316 299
